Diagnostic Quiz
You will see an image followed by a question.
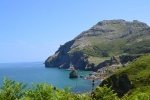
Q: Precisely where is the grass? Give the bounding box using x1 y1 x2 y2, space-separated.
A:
88 56 110 66
123 54 150 87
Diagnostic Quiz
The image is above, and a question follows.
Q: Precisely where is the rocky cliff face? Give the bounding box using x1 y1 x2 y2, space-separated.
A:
45 20 150 70
45 40 90 70
45 40 74 68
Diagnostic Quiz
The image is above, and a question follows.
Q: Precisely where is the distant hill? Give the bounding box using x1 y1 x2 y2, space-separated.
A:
45 20 150 70
100 54 150 98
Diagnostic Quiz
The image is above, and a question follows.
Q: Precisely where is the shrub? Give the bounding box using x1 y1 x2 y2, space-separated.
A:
0 78 91 100
92 85 119 100
0 78 27 100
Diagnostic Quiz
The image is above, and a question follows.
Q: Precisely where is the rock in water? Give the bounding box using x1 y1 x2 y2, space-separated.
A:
69 70 78 78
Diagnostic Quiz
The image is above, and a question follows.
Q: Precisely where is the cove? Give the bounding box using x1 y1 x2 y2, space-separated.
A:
0 62 100 93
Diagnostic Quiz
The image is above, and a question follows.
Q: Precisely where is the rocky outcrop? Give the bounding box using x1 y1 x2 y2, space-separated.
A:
95 55 141 71
45 40 91 70
45 40 74 68
119 55 141 64
100 73 133 97
69 70 78 78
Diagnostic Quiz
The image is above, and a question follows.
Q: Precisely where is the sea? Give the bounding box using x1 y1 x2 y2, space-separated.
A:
0 62 100 93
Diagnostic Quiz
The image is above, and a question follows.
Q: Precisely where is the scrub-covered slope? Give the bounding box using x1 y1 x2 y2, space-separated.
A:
100 54 150 97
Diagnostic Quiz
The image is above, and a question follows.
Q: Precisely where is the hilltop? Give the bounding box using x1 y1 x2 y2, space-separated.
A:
45 20 150 71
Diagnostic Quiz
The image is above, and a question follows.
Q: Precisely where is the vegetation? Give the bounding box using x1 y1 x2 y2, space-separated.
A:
100 54 150 99
0 78 89 100
0 78 119 100
80 39 150 58
88 56 110 66
92 85 119 100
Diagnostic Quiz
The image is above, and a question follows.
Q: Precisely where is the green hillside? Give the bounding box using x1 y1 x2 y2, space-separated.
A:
100 54 150 98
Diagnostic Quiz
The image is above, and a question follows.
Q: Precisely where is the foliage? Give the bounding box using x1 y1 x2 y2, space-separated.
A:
92 85 119 100
130 93 149 100
0 78 91 100
122 89 150 100
0 78 27 100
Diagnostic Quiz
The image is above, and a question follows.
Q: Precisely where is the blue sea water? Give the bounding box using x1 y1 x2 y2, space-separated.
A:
0 62 100 93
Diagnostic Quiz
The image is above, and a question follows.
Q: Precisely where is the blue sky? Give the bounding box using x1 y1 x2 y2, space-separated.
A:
0 0 150 63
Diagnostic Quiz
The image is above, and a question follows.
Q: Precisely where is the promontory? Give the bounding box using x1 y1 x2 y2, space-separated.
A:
45 19 150 71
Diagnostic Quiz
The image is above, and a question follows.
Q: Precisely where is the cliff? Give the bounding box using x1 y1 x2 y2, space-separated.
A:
45 20 150 70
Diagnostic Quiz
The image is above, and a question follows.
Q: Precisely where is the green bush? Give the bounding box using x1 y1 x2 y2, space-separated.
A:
122 90 150 100
92 85 119 100
0 78 27 100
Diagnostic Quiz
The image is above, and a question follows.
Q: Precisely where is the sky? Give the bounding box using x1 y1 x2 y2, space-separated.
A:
0 0 150 63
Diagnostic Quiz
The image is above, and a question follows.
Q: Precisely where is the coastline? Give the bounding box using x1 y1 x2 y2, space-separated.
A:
66 66 107 82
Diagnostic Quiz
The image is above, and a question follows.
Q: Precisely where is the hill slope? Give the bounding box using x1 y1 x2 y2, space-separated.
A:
45 20 150 70
100 54 150 98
